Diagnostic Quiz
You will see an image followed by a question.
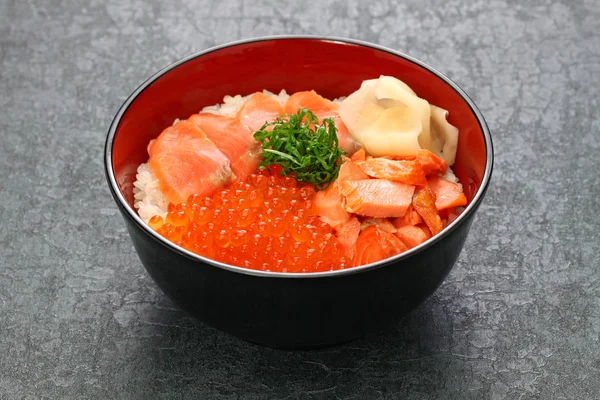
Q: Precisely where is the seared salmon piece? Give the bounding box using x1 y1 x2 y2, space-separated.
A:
360 218 397 233
314 159 366 229
313 181 350 229
353 226 407 267
336 217 361 259
391 204 423 228
412 184 444 235
427 175 467 210
337 158 369 182
416 149 448 175
340 179 415 218
380 150 447 176
357 158 427 186
395 224 432 249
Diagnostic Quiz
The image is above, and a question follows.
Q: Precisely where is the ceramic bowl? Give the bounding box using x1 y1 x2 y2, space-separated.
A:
104 36 493 348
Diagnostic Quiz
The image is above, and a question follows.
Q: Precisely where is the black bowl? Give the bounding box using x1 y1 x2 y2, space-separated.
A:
104 36 493 348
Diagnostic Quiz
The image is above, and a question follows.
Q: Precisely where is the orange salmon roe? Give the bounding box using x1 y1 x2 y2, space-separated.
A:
152 166 348 272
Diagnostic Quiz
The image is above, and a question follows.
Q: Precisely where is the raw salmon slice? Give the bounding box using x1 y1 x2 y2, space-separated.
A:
357 158 427 186
284 90 337 114
395 225 432 249
353 226 407 267
285 91 362 154
148 120 233 204
188 113 261 182
340 179 415 218
237 92 285 132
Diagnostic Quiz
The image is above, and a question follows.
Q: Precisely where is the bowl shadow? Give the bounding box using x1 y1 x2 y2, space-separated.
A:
121 292 456 399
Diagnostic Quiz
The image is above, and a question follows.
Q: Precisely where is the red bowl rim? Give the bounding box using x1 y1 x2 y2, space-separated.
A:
104 35 494 279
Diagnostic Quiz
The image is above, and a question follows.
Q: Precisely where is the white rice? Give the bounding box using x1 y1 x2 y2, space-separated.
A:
443 165 461 189
133 163 169 223
132 90 459 224
200 89 290 116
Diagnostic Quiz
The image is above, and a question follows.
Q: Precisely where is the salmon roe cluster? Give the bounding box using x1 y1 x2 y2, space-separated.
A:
149 166 349 272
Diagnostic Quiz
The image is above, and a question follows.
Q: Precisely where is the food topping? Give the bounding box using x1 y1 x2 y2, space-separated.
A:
253 108 345 190
338 75 459 164
137 84 467 272
150 166 349 273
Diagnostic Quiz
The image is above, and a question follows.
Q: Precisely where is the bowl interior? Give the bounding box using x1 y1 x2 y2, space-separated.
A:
110 37 487 218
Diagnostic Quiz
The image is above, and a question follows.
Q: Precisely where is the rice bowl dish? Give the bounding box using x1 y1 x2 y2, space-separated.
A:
131 77 468 273
104 36 493 347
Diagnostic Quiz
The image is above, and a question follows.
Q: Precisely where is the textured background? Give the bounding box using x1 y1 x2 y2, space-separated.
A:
1 0 599 399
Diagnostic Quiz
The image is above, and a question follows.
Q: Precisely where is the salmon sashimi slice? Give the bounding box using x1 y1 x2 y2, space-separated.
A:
357 158 427 186
340 179 415 218
148 120 233 204
284 90 338 114
392 204 423 228
360 218 397 233
285 91 362 154
237 92 285 132
313 181 350 228
336 217 361 259
353 226 407 267
395 224 432 249
427 175 467 210
337 158 370 182
188 113 261 182
412 184 444 235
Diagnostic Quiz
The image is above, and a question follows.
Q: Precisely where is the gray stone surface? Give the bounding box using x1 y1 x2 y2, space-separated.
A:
1 0 599 398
